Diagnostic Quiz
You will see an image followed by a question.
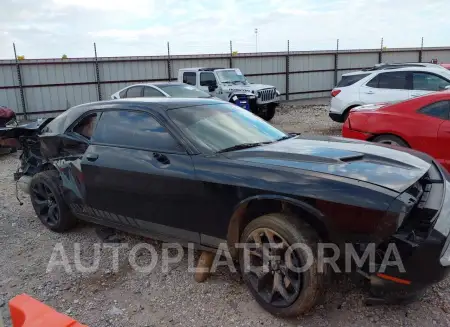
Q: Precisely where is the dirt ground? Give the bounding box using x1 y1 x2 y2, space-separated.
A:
1 100 450 327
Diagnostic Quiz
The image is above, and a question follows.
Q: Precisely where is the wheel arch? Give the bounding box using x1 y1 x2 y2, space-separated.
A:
226 195 328 258
367 133 411 147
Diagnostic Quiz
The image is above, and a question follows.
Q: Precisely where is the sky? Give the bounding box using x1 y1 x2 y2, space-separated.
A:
0 0 449 59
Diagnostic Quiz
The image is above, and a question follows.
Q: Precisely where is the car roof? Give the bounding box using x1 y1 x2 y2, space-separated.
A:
46 98 224 135
343 66 450 77
121 82 184 88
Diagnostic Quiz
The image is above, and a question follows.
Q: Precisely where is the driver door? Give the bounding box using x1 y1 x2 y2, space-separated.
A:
199 72 217 94
410 72 450 99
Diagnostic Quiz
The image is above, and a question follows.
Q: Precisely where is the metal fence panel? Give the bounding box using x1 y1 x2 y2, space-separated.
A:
382 51 419 63
0 65 19 87
233 56 285 74
337 53 378 69
290 54 334 72
289 71 334 93
0 88 21 112
422 50 450 63
1 46 450 118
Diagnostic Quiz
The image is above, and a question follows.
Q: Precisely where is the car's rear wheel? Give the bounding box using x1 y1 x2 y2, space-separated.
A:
373 135 409 147
239 213 326 317
30 170 77 232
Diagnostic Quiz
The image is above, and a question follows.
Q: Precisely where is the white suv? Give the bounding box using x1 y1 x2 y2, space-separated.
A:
329 63 450 122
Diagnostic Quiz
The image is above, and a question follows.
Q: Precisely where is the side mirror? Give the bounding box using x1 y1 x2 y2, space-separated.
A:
445 85 450 90
439 85 450 91
208 84 217 92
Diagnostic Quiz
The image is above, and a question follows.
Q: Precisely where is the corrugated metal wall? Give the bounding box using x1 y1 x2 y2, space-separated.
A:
1 46 450 118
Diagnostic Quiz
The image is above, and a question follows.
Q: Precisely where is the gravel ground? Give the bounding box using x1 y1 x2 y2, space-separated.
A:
1 101 450 327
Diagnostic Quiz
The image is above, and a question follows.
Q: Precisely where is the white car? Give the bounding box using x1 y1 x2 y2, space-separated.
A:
329 63 450 122
111 82 213 99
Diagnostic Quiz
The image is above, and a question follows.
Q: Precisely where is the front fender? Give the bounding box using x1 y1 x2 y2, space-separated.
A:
226 194 326 258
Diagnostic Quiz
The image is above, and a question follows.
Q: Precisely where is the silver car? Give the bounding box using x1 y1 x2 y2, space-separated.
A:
111 82 213 99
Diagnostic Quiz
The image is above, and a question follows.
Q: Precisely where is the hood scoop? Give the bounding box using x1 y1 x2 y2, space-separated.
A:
339 154 365 162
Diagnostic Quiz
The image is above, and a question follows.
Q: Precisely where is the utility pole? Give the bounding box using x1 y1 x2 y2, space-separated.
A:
254 28 258 53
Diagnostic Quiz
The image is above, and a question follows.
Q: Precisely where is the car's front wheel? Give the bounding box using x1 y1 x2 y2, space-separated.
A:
239 213 326 317
257 104 276 121
30 170 77 232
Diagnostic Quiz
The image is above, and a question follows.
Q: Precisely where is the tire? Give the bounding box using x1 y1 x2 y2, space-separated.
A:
373 135 409 147
29 170 77 232
239 213 327 317
259 105 276 121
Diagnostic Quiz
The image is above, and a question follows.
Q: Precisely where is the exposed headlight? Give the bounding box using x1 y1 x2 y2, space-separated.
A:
275 90 280 96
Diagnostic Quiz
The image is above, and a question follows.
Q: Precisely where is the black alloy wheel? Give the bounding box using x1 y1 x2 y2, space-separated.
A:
244 227 303 308
31 181 60 227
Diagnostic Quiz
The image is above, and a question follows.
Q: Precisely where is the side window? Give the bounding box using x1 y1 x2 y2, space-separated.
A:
337 74 370 87
413 72 450 91
183 72 197 86
143 87 164 97
72 113 98 140
92 110 184 153
366 72 408 89
200 72 217 86
366 75 379 88
119 89 127 98
418 101 450 120
125 86 143 98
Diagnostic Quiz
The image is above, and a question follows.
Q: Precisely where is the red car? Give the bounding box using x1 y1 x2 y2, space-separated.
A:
441 63 450 70
342 91 450 171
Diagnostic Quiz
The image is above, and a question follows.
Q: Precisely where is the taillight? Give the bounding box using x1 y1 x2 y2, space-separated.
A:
331 89 341 97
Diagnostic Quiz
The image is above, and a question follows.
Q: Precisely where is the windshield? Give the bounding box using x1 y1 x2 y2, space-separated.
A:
216 69 247 84
168 103 287 153
159 84 212 98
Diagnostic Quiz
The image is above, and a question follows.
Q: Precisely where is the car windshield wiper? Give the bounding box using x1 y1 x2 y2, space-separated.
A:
276 134 298 142
217 142 265 153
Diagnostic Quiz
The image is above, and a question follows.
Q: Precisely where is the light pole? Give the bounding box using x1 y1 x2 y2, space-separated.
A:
254 28 258 53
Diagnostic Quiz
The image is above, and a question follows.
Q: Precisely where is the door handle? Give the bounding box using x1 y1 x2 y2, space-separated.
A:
153 152 170 165
364 91 374 94
86 153 99 161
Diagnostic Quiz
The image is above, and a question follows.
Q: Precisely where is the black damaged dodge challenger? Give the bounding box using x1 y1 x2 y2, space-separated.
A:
2 98 450 317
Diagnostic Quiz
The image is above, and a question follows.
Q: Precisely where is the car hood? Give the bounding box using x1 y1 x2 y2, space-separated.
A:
222 83 275 93
224 136 432 193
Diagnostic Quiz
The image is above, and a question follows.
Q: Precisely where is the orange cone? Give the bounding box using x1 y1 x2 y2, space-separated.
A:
9 294 88 327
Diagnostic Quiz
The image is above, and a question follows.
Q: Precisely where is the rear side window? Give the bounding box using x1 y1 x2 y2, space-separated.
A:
119 89 127 98
72 113 98 140
125 86 143 98
412 72 450 91
366 72 409 90
183 72 196 86
337 74 370 87
143 86 164 97
93 110 184 153
418 101 450 120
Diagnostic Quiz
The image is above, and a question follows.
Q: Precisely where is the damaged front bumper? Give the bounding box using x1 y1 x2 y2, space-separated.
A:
370 162 450 297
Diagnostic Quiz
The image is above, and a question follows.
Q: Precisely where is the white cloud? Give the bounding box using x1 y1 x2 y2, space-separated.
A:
0 0 448 59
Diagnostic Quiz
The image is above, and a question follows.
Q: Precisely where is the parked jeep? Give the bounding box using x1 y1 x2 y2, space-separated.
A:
177 68 280 121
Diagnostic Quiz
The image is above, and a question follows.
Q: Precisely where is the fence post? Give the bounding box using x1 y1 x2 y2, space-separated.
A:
419 37 424 62
285 40 290 101
13 43 27 119
379 37 384 63
167 42 172 81
229 40 233 68
93 43 102 101
334 39 339 86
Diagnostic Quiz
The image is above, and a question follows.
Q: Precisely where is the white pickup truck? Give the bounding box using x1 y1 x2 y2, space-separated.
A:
177 67 280 121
